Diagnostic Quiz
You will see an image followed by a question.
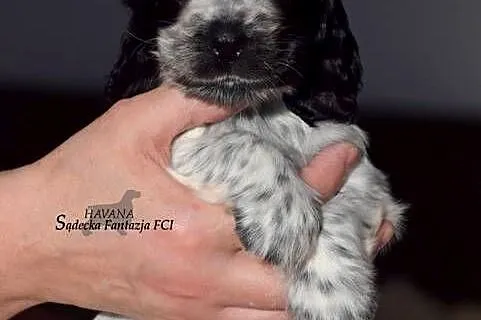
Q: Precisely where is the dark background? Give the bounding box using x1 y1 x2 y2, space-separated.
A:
1 1 480 319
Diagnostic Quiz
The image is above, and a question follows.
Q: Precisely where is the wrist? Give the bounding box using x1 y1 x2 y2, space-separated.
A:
0 156 143 317
0 159 114 317
0 163 54 317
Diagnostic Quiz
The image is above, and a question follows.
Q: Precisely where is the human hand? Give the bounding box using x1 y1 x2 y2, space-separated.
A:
301 144 395 255
0 86 392 320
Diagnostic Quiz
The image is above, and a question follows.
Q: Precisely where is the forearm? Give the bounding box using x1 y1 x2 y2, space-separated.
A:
0 159 147 319
0 159 94 318
0 163 51 318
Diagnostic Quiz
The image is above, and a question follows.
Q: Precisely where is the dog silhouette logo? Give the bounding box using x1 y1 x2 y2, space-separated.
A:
82 189 141 236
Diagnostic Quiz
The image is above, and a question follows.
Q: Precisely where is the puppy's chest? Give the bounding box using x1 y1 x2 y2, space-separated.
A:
170 104 311 179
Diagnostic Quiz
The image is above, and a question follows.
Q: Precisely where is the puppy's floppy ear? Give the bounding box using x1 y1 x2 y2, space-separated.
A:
284 0 362 125
105 1 179 104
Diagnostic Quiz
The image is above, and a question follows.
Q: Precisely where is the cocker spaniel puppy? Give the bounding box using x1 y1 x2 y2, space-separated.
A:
97 0 406 319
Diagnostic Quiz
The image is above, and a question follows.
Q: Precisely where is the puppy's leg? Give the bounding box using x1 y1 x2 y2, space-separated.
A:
288 191 376 320
173 128 324 270
214 134 377 319
288 161 406 320
285 123 406 320
231 162 323 271
182 132 324 271
345 158 406 259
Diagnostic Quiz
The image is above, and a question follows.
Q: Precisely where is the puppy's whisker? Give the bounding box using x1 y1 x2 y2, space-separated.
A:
262 62 287 87
276 61 303 78
157 19 177 25
124 29 158 44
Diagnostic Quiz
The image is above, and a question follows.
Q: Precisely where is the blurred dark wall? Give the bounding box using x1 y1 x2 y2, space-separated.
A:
0 0 127 93
1 1 481 119
345 0 481 119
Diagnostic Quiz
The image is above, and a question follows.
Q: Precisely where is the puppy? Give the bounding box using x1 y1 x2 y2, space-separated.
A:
96 0 406 319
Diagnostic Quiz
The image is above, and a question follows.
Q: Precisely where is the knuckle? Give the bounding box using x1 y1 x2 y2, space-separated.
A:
113 97 134 108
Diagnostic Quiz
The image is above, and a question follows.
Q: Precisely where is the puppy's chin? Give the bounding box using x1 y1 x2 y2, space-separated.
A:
169 75 286 109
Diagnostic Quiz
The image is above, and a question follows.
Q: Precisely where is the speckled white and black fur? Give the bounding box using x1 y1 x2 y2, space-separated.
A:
98 0 406 319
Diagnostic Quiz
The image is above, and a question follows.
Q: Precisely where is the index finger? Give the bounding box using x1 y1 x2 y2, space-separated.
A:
217 251 287 311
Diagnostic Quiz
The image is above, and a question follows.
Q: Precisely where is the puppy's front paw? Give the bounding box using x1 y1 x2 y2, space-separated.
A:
233 189 322 271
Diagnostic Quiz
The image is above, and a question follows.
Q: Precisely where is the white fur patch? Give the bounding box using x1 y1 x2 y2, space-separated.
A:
167 168 227 204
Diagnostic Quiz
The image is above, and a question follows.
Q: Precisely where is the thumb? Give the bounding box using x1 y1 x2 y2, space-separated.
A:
118 85 234 144
301 143 360 201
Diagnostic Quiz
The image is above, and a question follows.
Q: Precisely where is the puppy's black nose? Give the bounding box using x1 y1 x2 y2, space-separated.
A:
212 32 242 61
209 21 246 63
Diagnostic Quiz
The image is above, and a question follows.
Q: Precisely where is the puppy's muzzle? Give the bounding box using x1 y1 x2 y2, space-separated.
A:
208 20 247 64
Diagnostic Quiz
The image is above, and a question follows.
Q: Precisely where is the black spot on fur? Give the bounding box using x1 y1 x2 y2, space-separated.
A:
290 307 314 320
264 247 283 266
239 158 249 169
318 279 335 295
338 306 356 320
254 189 273 202
233 211 264 252
331 243 357 260
276 172 290 186
284 193 293 211
298 271 312 284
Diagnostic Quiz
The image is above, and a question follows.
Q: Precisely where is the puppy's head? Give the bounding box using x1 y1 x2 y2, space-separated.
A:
156 0 286 107
108 0 362 123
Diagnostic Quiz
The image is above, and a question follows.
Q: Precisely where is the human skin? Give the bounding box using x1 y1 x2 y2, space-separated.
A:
0 86 393 320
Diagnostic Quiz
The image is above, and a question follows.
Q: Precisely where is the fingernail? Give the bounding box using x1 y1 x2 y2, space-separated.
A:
338 143 360 170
